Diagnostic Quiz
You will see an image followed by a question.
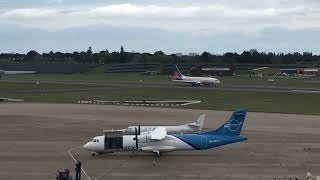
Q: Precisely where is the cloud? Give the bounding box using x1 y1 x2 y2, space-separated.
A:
0 2 320 36
1 8 57 18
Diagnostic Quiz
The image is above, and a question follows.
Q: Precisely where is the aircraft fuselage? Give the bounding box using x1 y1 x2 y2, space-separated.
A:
83 133 247 154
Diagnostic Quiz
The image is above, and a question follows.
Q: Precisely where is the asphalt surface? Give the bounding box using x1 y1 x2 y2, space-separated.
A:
0 103 319 180
2 79 320 93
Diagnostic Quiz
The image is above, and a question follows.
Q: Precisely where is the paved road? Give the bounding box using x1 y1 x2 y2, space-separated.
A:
2 79 320 93
0 103 319 180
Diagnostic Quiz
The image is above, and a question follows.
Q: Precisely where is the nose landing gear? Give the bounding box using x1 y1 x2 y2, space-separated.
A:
91 152 102 156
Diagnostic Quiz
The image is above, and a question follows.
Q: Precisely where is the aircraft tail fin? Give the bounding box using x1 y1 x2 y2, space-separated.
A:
187 114 206 130
173 64 183 80
196 114 206 130
204 109 247 136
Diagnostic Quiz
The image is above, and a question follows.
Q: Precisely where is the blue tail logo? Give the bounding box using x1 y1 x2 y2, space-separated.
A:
204 109 247 136
224 119 243 132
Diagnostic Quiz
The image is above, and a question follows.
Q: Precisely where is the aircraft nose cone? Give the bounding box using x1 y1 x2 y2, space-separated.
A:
83 142 90 150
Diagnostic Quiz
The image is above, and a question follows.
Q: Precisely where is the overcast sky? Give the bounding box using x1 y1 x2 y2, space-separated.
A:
1 0 320 54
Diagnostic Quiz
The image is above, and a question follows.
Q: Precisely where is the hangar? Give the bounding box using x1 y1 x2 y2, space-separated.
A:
251 67 280 77
190 65 236 76
297 68 319 77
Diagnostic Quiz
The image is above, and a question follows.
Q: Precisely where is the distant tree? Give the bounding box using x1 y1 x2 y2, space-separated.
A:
154 51 165 56
224 52 238 58
241 51 251 57
120 46 124 54
99 50 109 55
26 50 39 57
3 48 320 65
87 47 92 56
201 51 211 60
24 50 42 62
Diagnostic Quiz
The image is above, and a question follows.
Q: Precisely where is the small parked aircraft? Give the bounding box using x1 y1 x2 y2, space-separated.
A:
172 65 221 87
118 114 206 135
0 69 36 79
83 109 247 156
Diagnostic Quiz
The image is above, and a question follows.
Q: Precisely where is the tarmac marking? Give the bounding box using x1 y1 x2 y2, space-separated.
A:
181 100 202 106
67 146 92 180
78 100 202 107
291 90 320 93
96 156 133 180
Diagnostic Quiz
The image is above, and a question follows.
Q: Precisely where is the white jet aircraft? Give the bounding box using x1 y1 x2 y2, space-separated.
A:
118 114 206 135
0 70 37 79
172 65 221 87
83 109 247 156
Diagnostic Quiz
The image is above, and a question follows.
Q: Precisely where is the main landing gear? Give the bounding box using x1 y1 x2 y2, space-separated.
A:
191 83 201 87
153 150 161 157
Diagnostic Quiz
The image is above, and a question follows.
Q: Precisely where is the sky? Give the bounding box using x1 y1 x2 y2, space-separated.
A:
1 0 320 54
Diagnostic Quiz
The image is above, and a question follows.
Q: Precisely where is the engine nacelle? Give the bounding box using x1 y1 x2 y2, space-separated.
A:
191 81 201 86
139 146 176 153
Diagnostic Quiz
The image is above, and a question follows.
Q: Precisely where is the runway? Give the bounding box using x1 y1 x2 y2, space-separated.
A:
2 79 320 93
0 103 319 180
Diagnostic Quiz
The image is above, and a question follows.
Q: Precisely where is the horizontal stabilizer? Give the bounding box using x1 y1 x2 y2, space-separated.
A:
188 114 206 130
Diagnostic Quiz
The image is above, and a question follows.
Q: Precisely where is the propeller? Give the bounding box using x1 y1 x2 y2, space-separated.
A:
103 132 107 150
135 127 139 150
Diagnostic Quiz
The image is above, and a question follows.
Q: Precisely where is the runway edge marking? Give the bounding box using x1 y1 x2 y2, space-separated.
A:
67 146 92 180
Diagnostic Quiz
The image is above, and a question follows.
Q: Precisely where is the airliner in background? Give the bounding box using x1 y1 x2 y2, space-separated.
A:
172 65 221 87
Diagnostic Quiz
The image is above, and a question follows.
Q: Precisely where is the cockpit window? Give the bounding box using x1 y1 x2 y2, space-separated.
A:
91 139 99 142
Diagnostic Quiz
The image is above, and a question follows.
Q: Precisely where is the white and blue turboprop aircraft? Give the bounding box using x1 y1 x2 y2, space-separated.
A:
172 65 221 87
83 109 247 156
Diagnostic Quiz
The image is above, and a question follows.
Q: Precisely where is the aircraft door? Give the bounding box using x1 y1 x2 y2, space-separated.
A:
104 135 123 150
201 136 207 149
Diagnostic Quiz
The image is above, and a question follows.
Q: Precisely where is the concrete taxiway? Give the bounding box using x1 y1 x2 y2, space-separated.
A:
0 103 319 180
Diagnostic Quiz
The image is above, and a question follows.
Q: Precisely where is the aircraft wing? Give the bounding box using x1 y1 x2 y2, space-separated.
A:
172 80 204 84
172 79 201 84
150 127 167 140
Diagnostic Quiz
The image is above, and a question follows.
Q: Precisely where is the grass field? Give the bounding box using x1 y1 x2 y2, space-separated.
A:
0 81 92 90
3 73 172 83
2 68 320 115
2 87 319 115
3 72 320 89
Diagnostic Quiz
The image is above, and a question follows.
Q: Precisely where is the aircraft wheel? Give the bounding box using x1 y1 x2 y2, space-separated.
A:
154 151 161 157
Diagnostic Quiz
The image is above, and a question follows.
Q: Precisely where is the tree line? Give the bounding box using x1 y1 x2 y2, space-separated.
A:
0 47 319 65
